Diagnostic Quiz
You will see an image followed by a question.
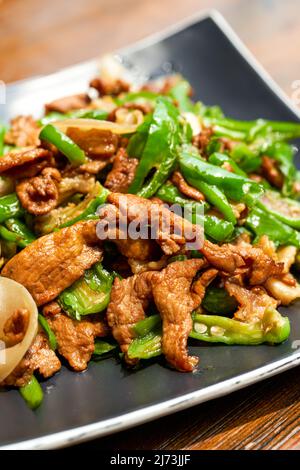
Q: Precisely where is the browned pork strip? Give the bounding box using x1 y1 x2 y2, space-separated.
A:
66 128 119 158
1 220 102 305
1 332 61 387
104 148 139 193
107 271 157 363
0 148 53 178
45 93 91 114
16 167 61 215
4 115 40 148
106 193 202 255
90 77 130 96
225 279 278 323
45 311 109 371
151 259 207 372
261 156 283 189
171 171 205 201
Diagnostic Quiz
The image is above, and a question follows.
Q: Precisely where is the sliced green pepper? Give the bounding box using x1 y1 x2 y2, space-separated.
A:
202 287 238 315
39 124 86 165
127 308 290 360
156 182 234 242
208 152 247 177
59 262 113 320
19 375 44 410
128 97 180 197
258 190 300 229
93 340 117 357
4 218 36 247
168 80 194 112
0 193 24 223
179 151 264 204
38 314 57 350
246 206 300 247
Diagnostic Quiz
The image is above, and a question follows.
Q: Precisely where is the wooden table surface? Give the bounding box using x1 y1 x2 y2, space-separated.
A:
1 0 300 451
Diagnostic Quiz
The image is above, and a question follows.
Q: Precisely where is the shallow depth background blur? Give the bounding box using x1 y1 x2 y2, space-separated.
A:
0 0 299 101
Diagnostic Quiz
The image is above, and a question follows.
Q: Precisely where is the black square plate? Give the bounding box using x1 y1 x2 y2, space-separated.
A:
1 10 300 449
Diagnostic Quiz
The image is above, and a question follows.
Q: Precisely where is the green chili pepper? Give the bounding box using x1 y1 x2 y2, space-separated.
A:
38 314 57 350
127 308 290 360
203 117 300 142
179 151 264 204
246 206 300 248
0 193 24 223
168 80 194 112
39 124 86 165
4 218 36 247
128 97 180 197
19 375 44 410
191 309 290 345
258 190 300 229
208 152 247 177
194 181 236 224
133 314 162 337
230 143 262 173
168 254 188 264
117 91 159 107
59 262 113 320
194 102 224 119
202 287 238 315
93 340 117 357
156 182 234 242
264 142 296 197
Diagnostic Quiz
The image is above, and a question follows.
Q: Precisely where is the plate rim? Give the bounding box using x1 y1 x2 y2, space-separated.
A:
2 9 300 450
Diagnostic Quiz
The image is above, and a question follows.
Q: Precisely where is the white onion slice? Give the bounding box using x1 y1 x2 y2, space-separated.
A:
52 119 137 135
0 277 38 382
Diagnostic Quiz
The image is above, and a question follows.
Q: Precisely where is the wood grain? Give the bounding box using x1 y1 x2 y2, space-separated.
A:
1 0 300 451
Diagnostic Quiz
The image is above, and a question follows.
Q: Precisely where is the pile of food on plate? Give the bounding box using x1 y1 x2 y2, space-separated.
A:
1 56 300 409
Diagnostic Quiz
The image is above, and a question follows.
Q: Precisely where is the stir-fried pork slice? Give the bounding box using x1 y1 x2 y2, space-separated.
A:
16 167 61 215
234 242 283 285
128 256 168 274
66 128 119 158
151 259 207 372
225 279 278 323
261 156 283 189
45 93 91 114
192 127 214 154
45 311 109 371
4 115 40 148
171 171 205 201
79 157 113 175
107 271 156 363
0 148 54 178
2 220 102 306
97 202 159 261
1 332 61 387
106 193 202 254
90 77 130 96
2 309 29 348
103 194 282 281
104 148 138 193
